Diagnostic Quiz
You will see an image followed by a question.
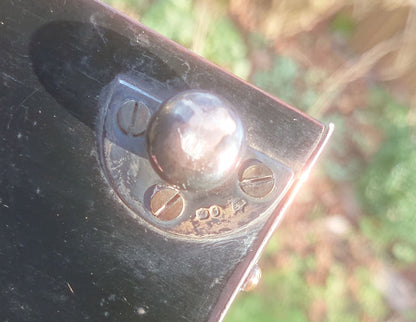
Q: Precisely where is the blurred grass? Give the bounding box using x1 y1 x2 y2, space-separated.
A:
103 0 416 320
140 0 251 79
358 87 416 263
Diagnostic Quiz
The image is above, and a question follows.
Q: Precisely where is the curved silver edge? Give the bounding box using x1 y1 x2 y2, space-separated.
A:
212 123 335 322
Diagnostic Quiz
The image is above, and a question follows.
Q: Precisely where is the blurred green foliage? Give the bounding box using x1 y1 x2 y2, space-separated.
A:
321 112 364 182
227 253 313 322
141 0 250 79
358 87 416 264
227 251 388 322
202 17 251 79
253 56 319 112
142 0 195 47
354 268 388 320
330 13 356 38
103 0 152 16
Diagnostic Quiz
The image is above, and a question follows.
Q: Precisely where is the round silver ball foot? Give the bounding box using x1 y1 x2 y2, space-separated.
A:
147 90 245 191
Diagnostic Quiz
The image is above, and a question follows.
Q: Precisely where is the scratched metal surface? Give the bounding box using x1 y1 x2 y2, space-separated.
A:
0 0 326 321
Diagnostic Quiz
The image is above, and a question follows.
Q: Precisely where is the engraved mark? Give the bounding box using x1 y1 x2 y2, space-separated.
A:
195 199 247 221
231 198 247 214
209 205 221 218
196 208 210 220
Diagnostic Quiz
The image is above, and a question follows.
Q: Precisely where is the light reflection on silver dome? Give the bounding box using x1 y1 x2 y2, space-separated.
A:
147 91 245 191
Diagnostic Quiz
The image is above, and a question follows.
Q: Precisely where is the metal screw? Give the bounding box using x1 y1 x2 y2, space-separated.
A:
239 162 274 198
242 264 262 292
150 187 184 221
117 100 150 136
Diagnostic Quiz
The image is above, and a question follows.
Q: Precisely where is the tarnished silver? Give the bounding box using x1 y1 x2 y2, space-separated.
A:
99 76 312 238
147 91 245 191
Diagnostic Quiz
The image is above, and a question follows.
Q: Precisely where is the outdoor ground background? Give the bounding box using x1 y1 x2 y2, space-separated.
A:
103 1 416 321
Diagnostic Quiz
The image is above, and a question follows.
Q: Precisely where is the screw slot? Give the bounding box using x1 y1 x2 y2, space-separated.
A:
239 161 275 198
149 186 184 221
117 99 150 136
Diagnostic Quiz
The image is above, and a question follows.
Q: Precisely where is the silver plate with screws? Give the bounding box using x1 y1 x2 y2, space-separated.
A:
98 75 294 239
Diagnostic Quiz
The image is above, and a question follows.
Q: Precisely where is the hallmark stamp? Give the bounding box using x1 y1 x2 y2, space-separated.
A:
195 198 247 221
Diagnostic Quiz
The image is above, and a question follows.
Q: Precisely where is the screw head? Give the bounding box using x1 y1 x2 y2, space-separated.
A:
149 187 184 221
239 162 274 198
147 90 245 191
117 100 150 136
